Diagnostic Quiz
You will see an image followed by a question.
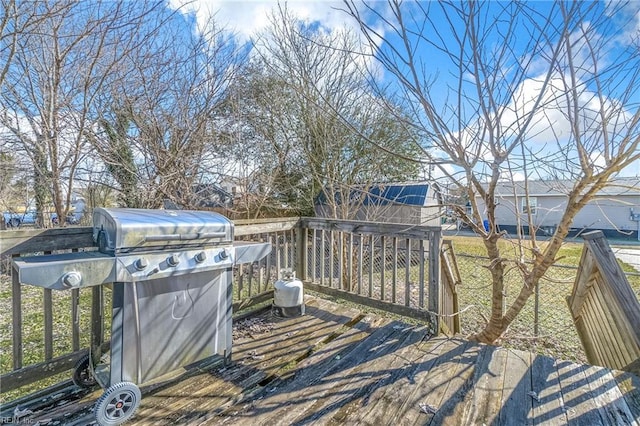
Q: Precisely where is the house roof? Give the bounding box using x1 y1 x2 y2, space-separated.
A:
316 182 434 207
487 177 640 197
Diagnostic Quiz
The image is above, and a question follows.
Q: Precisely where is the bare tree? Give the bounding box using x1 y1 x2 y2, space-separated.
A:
90 12 242 209
0 0 60 87
229 6 421 219
344 1 640 343
0 1 163 225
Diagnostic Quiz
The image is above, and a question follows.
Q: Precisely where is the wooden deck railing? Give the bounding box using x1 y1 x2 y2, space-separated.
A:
0 216 450 397
296 218 444 334
440 240 461 334
567 231 640 375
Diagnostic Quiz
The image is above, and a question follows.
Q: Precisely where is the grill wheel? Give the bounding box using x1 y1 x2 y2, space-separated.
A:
94 381 141 425
72 354 97 388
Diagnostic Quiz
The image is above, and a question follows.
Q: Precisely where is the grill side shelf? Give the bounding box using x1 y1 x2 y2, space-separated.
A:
13 251 117 290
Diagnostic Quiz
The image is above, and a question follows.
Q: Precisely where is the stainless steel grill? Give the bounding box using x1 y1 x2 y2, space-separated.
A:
12 208 271 426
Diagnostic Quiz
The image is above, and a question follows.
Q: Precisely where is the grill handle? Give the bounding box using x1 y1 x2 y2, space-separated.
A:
144 232 227 242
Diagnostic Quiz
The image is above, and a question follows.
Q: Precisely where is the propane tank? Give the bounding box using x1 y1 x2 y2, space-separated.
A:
272 269 305 317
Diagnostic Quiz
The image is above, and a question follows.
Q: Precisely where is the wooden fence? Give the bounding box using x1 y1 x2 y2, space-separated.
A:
0 217 452 397
567 231 640 375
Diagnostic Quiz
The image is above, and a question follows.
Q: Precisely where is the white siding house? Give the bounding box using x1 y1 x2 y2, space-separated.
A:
475 177 640 240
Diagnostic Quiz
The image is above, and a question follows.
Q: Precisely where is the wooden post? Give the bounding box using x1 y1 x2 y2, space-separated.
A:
357 233 363 295
311 229 317 283
44 288 53 361
392 237 398 304
295 224 307 281
338 231 344 290
43 251 53 361
11 263 22 370
405 238 411 307
320 229 325 286
90 286 104 364
418 240 425 309
380 235 386 301
428 230 441 333
329 230 334 288
71 288 80 352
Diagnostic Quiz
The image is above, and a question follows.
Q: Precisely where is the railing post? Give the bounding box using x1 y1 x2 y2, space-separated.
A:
296 222 307 281
43 251 53 361
11 262 22 370
90 286 104 364
428 230 441 333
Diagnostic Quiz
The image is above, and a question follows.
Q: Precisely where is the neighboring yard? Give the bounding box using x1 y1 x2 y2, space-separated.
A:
449 235 640 364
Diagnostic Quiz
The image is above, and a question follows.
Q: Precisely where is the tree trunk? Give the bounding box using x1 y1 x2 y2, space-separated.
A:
33 144 50 228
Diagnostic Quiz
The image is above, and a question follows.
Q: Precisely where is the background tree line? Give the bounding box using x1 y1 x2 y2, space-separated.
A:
0 1 420 226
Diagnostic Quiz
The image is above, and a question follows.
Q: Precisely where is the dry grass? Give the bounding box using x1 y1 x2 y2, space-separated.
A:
0 273 112 402
448 235 640 364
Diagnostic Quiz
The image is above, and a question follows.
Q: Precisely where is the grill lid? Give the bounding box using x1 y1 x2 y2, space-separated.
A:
93 208 233 253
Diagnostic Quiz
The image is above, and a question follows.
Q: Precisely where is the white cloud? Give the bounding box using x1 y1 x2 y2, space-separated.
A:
605 0 640 45
168 1 383 80
168 0 356 44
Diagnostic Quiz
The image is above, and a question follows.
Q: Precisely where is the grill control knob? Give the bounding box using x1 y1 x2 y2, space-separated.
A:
194 251 207 263
62 271 82 288
218 248 229 260
167 254 180 267
134 258 148 270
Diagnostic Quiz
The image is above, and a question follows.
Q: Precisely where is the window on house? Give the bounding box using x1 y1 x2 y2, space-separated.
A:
521 197 537 215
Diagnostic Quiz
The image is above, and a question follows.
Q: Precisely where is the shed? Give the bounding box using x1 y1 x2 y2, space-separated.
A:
475 177 640 240
314 181 442 226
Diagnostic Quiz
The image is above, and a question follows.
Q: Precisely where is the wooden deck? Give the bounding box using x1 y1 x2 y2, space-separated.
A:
9 296 640 425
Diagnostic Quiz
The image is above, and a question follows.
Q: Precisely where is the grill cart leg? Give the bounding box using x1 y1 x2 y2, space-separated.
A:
94 381 141 426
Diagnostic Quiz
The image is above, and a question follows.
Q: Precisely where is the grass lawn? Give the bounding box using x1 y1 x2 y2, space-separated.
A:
447 235 640 364
0 276 112 403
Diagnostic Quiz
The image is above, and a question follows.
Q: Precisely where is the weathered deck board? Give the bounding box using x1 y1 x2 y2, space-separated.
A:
304 323 430 425
393 338 477 425
436 343 493 425
498 349 533 425
530 355 568 424
10 295 640 426
556 360 608 425
461 346 509 424
135 297 363 425
217 319 408 426
587 366 639 425
340 335 460 425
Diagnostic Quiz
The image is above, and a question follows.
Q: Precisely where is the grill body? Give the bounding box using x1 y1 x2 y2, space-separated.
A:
110 272 232 384
12 208 270 389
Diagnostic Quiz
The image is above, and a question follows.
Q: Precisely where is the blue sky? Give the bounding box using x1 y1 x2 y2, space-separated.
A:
167 0 640 178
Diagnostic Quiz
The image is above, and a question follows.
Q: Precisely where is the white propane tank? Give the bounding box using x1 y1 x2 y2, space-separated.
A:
272 270 305 317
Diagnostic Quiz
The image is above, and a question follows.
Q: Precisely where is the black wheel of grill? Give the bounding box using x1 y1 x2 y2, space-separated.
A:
72 354 97 388
94 382 141 426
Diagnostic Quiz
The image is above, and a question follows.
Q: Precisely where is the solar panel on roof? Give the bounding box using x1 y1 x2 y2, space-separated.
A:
316 184 430 206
